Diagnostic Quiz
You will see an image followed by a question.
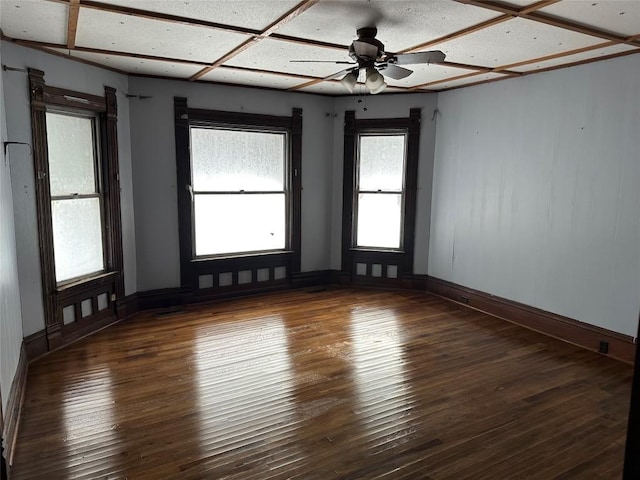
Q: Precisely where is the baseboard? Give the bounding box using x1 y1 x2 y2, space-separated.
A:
116 292 138 320
426 276 636 364
329 270 428 291
23 330 47 362
292 270 332 288
3 343 28 466
136 287 186 311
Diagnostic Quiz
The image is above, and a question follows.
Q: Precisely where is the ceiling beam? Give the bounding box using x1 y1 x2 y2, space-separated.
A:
492 40 618 72
190 0 320 81
14 39 212 66
455 0 640 47
66 0 80 49
46 0 260 36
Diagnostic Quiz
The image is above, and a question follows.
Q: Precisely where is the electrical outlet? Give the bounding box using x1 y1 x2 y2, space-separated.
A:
460 296 469 304
110 293 116 301
599 341 609 354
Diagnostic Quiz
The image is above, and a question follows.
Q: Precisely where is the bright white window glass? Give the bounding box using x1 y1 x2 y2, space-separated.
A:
51 198 105 282
355 133 405 249
46 113 97 196
358 135 405 191
194 194 285 256
191 128 285 192
356 193 402 249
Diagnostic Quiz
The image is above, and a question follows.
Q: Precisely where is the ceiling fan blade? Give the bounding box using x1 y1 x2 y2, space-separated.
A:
353 40 379 59
378 64 413 80
326 66 359 80
389 50 446 66
290 60 356 64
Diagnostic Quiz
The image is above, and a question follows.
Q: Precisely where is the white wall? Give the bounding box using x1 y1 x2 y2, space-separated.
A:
1 41 136 336
330 93 439 274
429 54 640 336
128 77 335 291
0 44 25 413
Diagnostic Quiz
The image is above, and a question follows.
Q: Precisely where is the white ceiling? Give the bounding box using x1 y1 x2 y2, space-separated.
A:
1 0 639 95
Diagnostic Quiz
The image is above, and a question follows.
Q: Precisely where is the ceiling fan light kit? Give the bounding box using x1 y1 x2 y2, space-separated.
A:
340 70 359 93
364 67 386 94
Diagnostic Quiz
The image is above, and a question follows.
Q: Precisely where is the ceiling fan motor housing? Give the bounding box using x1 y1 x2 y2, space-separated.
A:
349 26 385 63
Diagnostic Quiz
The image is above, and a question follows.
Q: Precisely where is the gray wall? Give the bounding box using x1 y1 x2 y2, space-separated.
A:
429 54 640 337
330 93 439 274
128 77 335 291
1 41 136 336
0 44 25 412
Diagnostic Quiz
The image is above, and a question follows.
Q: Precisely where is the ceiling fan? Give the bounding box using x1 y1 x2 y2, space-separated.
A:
293 27 446 94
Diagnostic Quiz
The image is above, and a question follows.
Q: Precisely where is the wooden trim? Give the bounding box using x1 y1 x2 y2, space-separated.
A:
28 68 60 347
137 288 186 312
174 99 302 291
291 270 332 288
103 86 124 300
518 0 560 15
290 108 303 274
624 314 640 478
402 109 421 265
116 292 138 320
493 40 617 72
3 343 28 466
438 48 640 93
341 110 421 278
341 111 356 273
426 276 636 364
28 69 125 352
454 0 640 48
23 331 48 361
66 0 80 49
173 97 193 290
190 0 320 81
69 0 259 36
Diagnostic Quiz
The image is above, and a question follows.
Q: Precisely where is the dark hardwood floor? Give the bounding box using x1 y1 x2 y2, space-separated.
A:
11 288 632 479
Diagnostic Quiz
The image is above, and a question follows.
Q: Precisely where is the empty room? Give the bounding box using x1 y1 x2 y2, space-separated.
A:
1 0 639 478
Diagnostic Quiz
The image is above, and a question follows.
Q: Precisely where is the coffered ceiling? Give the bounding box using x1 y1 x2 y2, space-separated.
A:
1 0 639 95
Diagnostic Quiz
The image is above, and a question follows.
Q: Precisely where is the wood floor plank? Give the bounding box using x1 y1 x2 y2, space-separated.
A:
10 288 632 479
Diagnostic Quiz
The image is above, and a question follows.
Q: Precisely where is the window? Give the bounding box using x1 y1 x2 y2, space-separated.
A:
355 133 406 249
46 112 105 283
29 68 124 348
174 98 302 292
341 109 420 283
190 127 288 256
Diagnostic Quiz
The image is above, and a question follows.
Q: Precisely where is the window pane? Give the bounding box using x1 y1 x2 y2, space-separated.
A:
194 194 285 256
191 128 285 192
46 113 97 196
356 193 402 249
52 198 104 282
358 135 405 191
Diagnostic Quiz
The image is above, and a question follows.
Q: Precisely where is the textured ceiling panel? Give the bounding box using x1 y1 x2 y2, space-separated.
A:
227 38 353 77
426 71 508 90
275 0 502 53
76 8 249 63
100 0 302 31
540 1 640 36
434 17 604 68
0 0 68 45
48 48 203 78
200 67 306 89
511 43 638 72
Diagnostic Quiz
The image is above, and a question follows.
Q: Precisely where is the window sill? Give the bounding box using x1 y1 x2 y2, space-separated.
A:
350 248 405 254
192 250 294 262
